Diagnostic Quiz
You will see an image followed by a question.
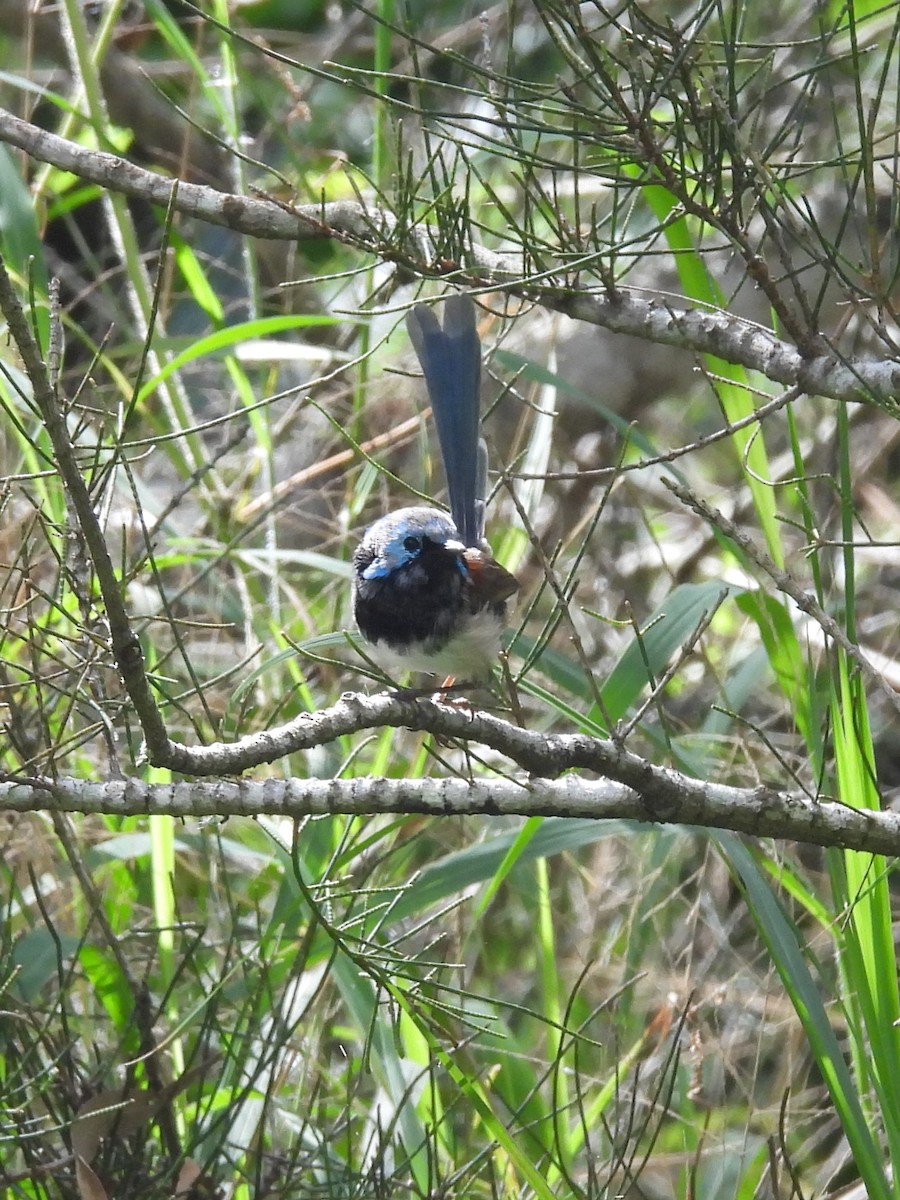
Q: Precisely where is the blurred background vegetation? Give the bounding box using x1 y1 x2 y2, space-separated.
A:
1 0 900 1197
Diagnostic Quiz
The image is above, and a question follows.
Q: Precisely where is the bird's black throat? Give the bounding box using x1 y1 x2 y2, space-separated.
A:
353 539 495 652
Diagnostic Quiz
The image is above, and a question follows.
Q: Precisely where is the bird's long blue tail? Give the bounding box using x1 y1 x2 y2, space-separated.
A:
406 294 486 548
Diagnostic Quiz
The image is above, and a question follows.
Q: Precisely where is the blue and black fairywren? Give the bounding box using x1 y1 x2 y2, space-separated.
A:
352 294 519 682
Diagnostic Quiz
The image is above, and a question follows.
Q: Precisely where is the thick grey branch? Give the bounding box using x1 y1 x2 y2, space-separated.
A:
1 106 899 407
18 686 863 853
0 106 390 244
558 292 900 410
1 771 898 854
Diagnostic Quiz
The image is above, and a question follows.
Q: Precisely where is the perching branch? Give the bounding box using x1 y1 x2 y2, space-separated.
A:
1 105 899 409
2 759 900 855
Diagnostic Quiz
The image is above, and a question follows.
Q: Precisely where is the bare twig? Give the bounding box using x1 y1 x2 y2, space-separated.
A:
664 477 900 717
0 254 170 760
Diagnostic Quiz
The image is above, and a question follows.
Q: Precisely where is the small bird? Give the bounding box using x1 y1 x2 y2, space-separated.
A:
352 294 519 682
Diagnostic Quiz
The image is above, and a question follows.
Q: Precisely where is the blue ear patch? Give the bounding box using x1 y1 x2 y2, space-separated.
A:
358 506 464 580
362 528 423 579
363 558 397 580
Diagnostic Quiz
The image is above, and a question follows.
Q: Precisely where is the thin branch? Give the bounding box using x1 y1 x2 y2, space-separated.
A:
664 477 900 717
0 254 171 760
1 106 899 408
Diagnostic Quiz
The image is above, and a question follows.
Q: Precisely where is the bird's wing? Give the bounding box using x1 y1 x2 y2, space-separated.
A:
406 294 485 547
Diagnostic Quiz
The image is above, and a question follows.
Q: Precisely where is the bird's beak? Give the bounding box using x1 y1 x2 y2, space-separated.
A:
443 539 466 553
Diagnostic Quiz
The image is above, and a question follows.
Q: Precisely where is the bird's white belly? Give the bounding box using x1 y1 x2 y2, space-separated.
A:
368 609 504 680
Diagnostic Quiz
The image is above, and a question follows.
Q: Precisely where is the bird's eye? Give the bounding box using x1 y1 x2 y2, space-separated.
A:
403 535 422 553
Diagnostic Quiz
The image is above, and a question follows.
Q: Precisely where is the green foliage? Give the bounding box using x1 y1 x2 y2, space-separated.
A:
1 0 899 1197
